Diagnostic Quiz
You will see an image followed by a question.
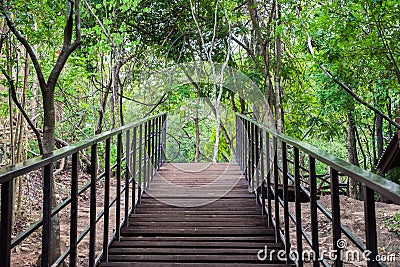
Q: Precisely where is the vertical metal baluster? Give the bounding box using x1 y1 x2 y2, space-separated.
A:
273 137 280 242
138 124 143 204
330 167 342 267
309 156 319 266
244 120 248 179
363 185 378 267
70 153 79 266
158 116 162 168
0 179 13 267
132 127 137 213
252 121 255 191
266 132 272 226
116 133 122 240
147 120 151 188
239 117 243 169
103 138 111 262
243 119 246 172
294 147 303 267
237 117 241 170
282 142 291 263
125 130 131 226
143 121 148 191
235 115 239 164
260 129 266 215
151 118 155 179
255 124 260 199
89 144 97 267
42 164 52 267
241 116 244 169
248 120 253 190
162 115 167 163
237 117 242 170
148 120 152 187
154 117 159 170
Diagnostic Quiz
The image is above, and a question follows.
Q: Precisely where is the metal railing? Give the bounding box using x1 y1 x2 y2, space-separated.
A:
236 113 400 267
0 113 166 267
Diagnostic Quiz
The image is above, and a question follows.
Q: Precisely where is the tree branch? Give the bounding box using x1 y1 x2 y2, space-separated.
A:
48 0 82 88
1 69 44 154
231 35 265 74
0 0 47 91
306 32 400 130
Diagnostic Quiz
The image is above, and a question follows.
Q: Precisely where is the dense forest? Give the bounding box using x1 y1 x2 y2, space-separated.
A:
0 0 399 265
1 1 400 174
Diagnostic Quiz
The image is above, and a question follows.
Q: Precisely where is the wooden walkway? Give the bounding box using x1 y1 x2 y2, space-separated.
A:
100 163 292 266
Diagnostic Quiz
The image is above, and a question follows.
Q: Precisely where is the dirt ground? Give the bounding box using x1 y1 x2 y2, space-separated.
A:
286 195 400 266
9 171 400 266
10 168 127 267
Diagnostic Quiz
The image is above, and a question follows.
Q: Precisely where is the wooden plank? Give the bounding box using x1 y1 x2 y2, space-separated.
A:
111 241 282 248
120 227 275 236
106 254 285 263
108 247 284 255
128 221 268 227
103 163 291 266
118 236 278 242
99 262 295 266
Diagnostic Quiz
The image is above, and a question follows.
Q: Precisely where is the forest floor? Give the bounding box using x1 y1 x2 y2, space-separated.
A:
287 195 400 266
9 170 400 266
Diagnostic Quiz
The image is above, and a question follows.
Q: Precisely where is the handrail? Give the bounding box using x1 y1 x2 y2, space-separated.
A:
236 113 400 203
0 113 163 184
0 113 167 267
236 113 399 267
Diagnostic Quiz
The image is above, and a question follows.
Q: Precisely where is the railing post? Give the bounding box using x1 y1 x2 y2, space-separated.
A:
330 167 342 267
42 163 52 267
266 132 272 226
363 185 378 267
293 147 303 267
143 121 149 190
235 115 239 164
154 117 159 170
132 127 137 213
255 124 260 198
89 144 97 267
115 133 122 240
282 142 291 263
273 137 280 242
0 180 13 267
138 123 143 204
162 114 167 163
309 156 319 266
70 153 79 267
124 130 131 227
237 117 242 170
146 120 151 189
244 120 249 179
157 116 162 168
151 118 156 179
102 138 111 262
246 120 252 188
260 128 266 215
249 123 256 192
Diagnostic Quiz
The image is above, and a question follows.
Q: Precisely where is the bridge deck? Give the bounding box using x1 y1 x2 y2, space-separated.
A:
100 163 292 266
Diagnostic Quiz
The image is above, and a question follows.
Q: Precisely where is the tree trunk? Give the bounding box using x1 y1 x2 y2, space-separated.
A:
42 89 62 265
347 112 361 199
274 1 284 133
